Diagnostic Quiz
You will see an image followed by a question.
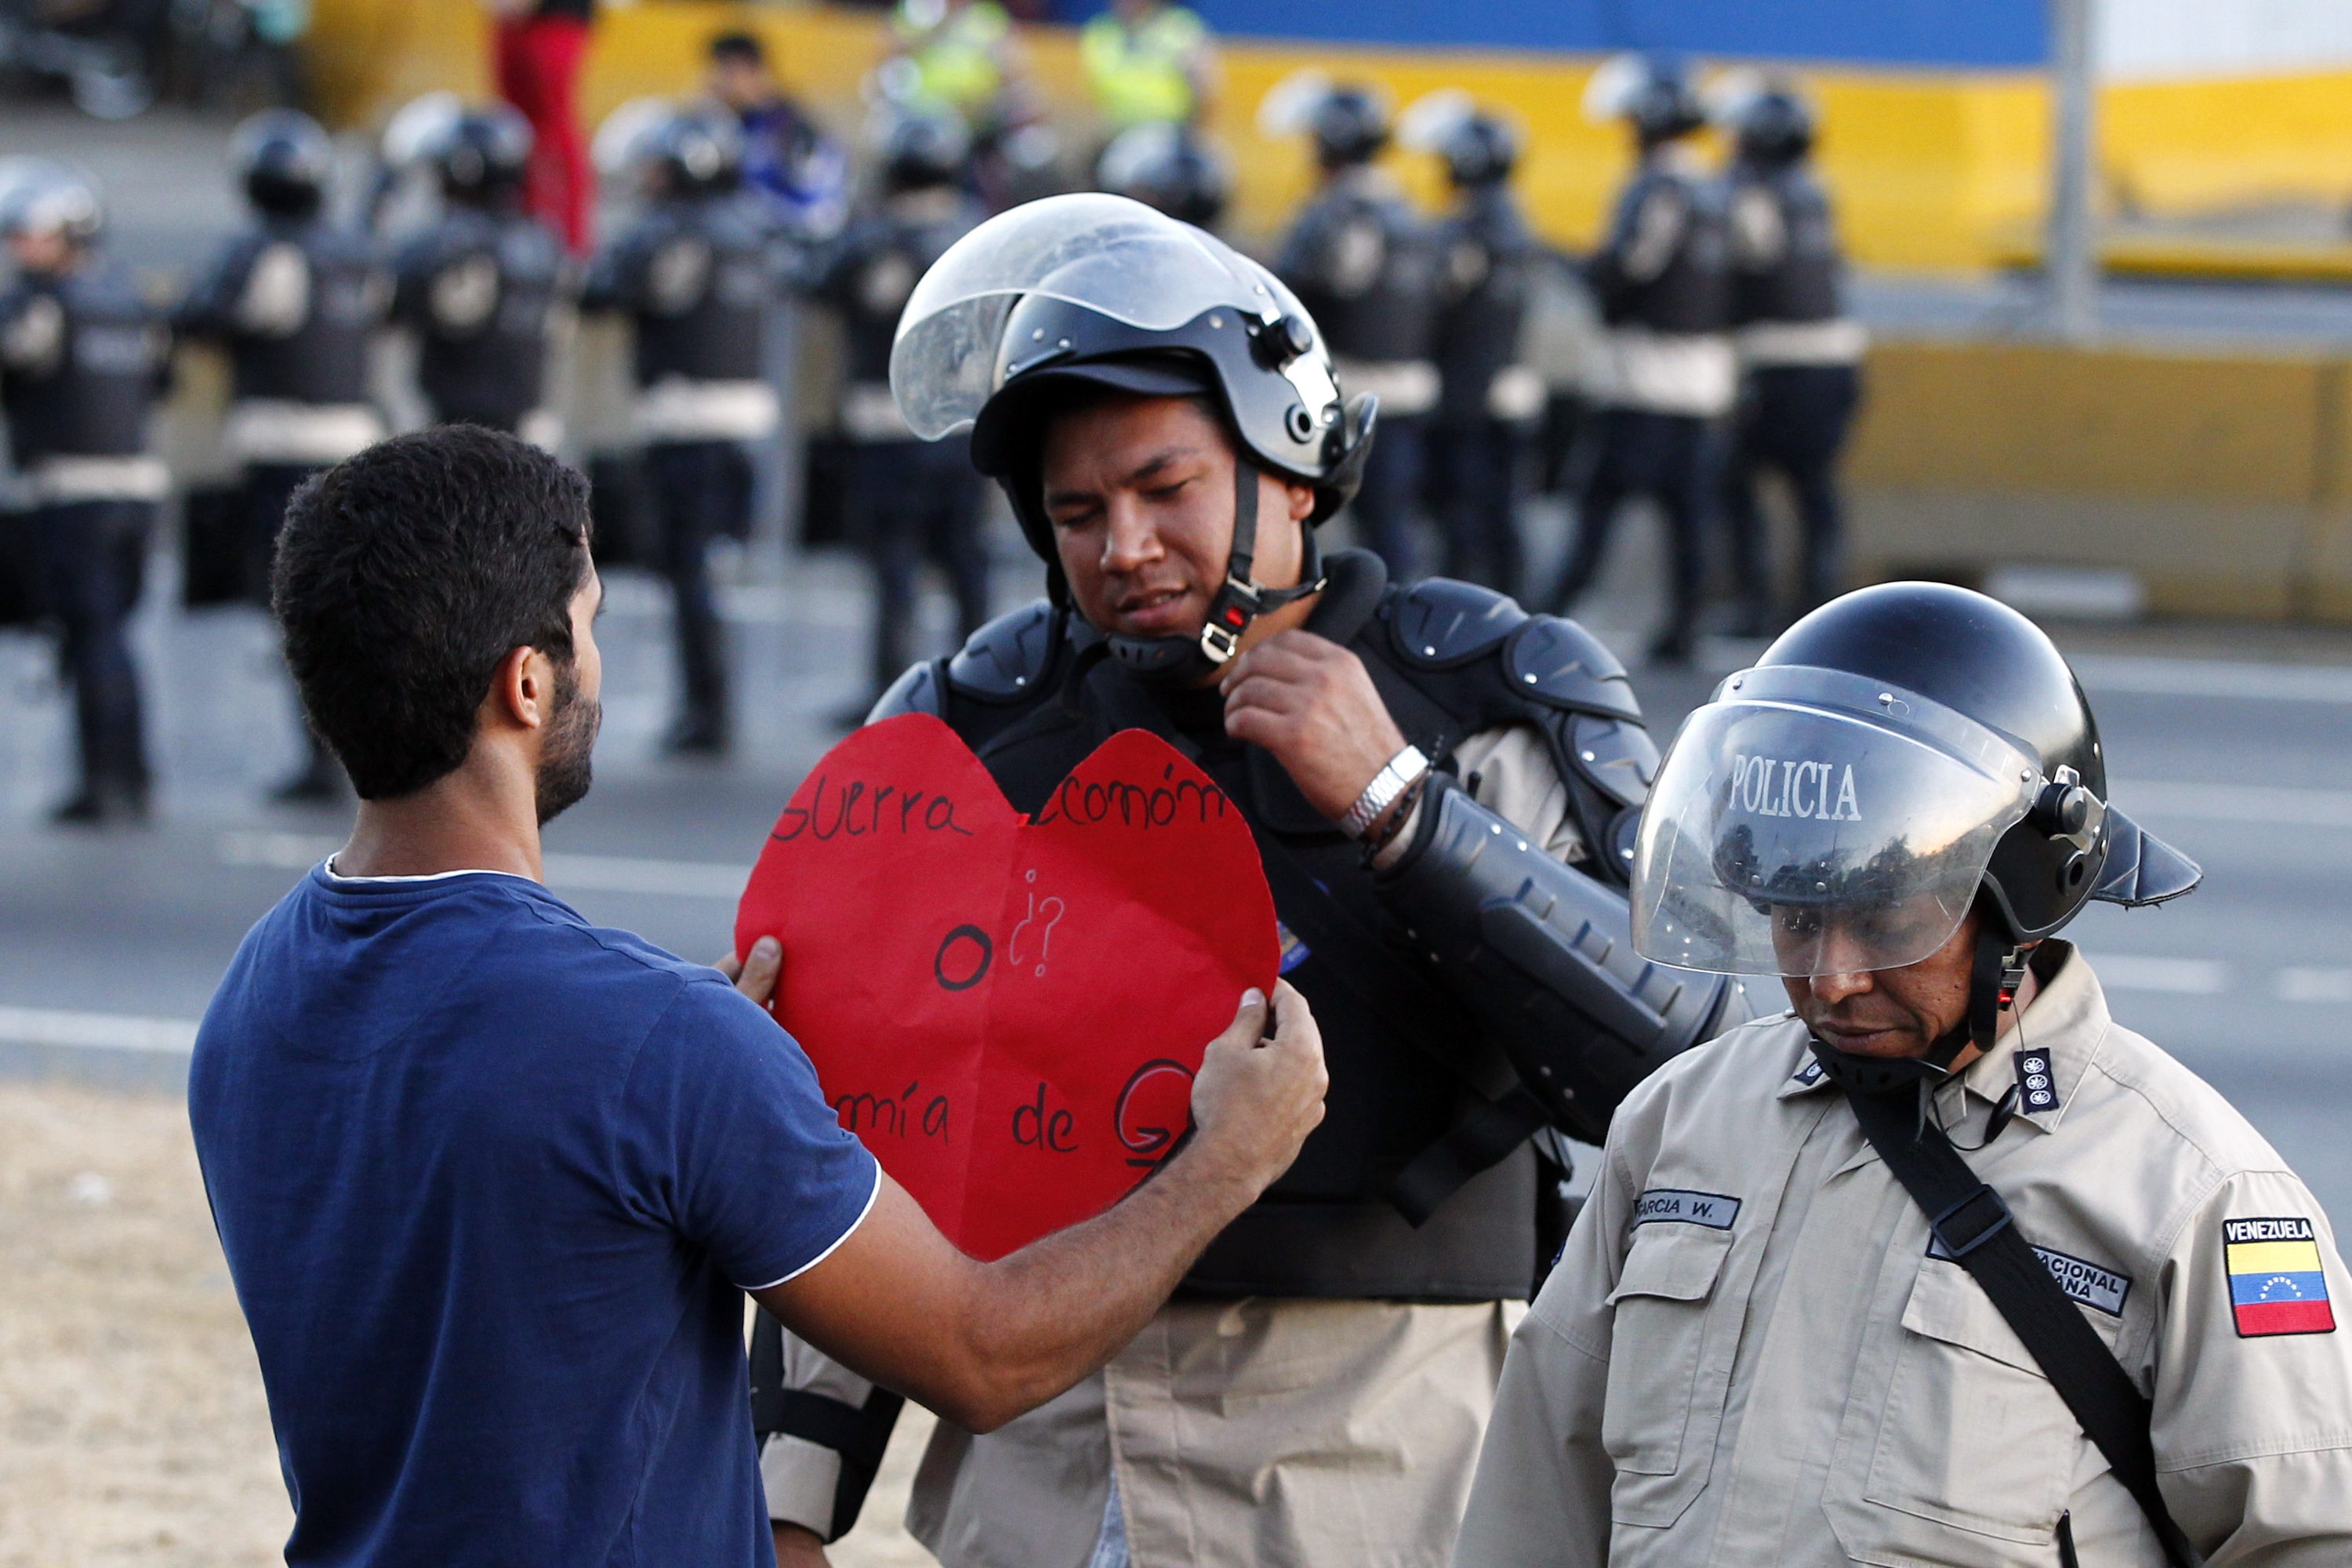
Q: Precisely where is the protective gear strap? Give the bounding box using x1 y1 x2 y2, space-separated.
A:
749 1307 906 1541
1838 1083 2201 1568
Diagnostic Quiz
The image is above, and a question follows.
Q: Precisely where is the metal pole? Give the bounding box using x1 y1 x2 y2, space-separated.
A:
2047 0 2098 340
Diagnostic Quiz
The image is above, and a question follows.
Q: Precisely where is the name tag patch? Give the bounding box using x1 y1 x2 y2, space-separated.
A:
1928 1235 2131 1316
2224 1216 2336 1338
1635 1189 1740 1230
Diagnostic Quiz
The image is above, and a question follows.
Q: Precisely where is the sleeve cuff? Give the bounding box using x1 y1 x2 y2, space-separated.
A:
761 1431 848 1535
741 1155 880 1293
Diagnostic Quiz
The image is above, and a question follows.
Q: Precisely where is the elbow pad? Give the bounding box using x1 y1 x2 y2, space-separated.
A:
1378 775 1744 1145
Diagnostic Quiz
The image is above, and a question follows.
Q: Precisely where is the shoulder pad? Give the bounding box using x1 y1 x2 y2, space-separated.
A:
1502 615 1644 722
869 659 944 720
945 599 1062 704
1388 577 1529 669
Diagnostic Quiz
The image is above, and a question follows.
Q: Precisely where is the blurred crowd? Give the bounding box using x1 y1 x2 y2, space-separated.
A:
0 0 1864 828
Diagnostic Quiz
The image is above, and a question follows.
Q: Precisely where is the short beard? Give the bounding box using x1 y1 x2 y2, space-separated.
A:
535 659 601 826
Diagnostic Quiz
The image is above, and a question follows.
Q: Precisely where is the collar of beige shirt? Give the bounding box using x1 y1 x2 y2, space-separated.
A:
1773 942 2112 1138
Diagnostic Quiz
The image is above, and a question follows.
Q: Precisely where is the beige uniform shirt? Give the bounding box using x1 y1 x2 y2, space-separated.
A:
765 725 1578 1568
1453 947 2352 1568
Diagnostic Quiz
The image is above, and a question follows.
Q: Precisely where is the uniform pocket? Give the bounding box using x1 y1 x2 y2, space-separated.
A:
1856 1259 2075 1548
1601 1223 1736 1526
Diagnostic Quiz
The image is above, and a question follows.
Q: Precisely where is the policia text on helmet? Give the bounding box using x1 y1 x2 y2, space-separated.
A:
1633 581 2201 1109
892 192 1375 682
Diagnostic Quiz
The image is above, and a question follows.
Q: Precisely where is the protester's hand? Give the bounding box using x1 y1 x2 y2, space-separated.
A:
1220 630 1410 825
772 1523 831 1568
1186 981 1326 1193
717 935 783 1011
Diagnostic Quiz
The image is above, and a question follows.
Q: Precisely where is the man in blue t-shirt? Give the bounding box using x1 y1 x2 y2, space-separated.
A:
190 426 1327 1567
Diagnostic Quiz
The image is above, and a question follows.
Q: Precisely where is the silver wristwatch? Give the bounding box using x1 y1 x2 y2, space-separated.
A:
1341 744 1431 840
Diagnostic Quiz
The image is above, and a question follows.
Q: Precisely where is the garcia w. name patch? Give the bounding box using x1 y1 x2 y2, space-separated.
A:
1633 1189 1740 1230
2224 1216 2336 1338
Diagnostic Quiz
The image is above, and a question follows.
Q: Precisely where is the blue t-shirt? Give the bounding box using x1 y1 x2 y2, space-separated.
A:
189 865 878 1567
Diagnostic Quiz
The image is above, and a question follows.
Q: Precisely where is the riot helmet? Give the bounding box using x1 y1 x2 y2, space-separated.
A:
1582 53 1706 146
434 105 535 203
1399 89 1519 190
1713 72 1816 167
890 191 1374 677
593 100 742 198
1258 71 1390 170
0 158 103 250
1094 121 1230 229
234 109 335 217
1631 582 2200 1067
880 105 971 193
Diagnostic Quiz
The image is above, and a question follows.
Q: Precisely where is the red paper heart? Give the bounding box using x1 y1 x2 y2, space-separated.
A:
736 714 1279 1260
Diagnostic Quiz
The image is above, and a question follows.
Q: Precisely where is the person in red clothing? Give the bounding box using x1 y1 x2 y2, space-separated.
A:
490 0 597 253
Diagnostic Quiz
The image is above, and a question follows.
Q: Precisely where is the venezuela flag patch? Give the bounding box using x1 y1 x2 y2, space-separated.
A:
2224 1217 2336 1338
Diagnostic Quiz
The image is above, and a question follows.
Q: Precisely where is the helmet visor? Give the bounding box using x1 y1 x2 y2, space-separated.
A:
889 192 1294 440
1632 666 2040 978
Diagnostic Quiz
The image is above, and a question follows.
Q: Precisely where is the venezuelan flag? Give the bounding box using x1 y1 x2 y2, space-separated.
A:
2227 1228 2336 1338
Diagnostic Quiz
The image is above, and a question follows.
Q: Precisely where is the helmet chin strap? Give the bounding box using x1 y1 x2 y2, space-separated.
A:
1805 921 2031 1137
1108 452 1327 684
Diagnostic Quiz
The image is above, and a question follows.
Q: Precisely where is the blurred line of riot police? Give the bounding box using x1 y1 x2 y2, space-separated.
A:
0 15 1859 827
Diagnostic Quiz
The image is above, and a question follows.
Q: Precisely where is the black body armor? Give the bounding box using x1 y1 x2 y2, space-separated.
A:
1432 184 1537 425
1726 162 1845 328
873 551 1736 1298
0 260 165 462
179 217 383 405
391 205 564 429
1273 175 1439 366
586 196 771 387
1587 158 1731 336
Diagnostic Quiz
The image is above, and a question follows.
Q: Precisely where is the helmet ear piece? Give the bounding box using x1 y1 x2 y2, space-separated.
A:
1313 393 1378 521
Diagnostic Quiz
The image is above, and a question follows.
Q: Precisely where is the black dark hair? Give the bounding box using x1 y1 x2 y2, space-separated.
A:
271 426 593 800
709 30 765 65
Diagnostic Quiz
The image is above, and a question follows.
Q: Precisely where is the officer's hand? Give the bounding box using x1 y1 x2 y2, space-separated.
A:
1186 982 1327 1192
772 1522 831 1567
1219 630 1410 826
717 935 783 1011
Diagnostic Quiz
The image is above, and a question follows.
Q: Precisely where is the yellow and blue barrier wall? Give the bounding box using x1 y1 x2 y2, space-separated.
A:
297 2 2352 619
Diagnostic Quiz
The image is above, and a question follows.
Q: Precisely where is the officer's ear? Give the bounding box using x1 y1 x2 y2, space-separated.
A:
1283 477 1315 524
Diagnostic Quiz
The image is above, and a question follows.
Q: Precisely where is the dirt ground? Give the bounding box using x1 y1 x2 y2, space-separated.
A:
0 1080 935 1567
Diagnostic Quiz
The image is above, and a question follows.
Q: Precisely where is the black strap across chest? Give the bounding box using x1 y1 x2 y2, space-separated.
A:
1839 1082 2201 1567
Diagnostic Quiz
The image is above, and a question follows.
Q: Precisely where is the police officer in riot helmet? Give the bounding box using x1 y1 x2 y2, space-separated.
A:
751 193 1741 1568
1094 118 1230 230
1457 580 2352 1565
797 106 988 717
1548 53 1734 666
387 100 568 444
586 104 779 756
1715 78 1865 634
1402 91 1543 597
0 161 171 826
1265 74 1440 579
179 110 390 802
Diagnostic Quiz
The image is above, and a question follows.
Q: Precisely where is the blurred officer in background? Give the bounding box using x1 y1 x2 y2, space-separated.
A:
1402 92 1541 597
1080 0 1215 138
886 0 1018 128
1547 54 1733 666
0 162 169 826
387 100 567 445
1454 583 2352 1567
1266 74 1439 579
1715 78 1865 635
179 110 387 801
585 106 776 757
797 107 987 718
706 30 850 246
1094 118 1230 230
753 191 1742 1568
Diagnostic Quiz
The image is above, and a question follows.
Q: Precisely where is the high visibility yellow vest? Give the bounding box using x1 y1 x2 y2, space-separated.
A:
1080 5 1207 129
893 0 1011 115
